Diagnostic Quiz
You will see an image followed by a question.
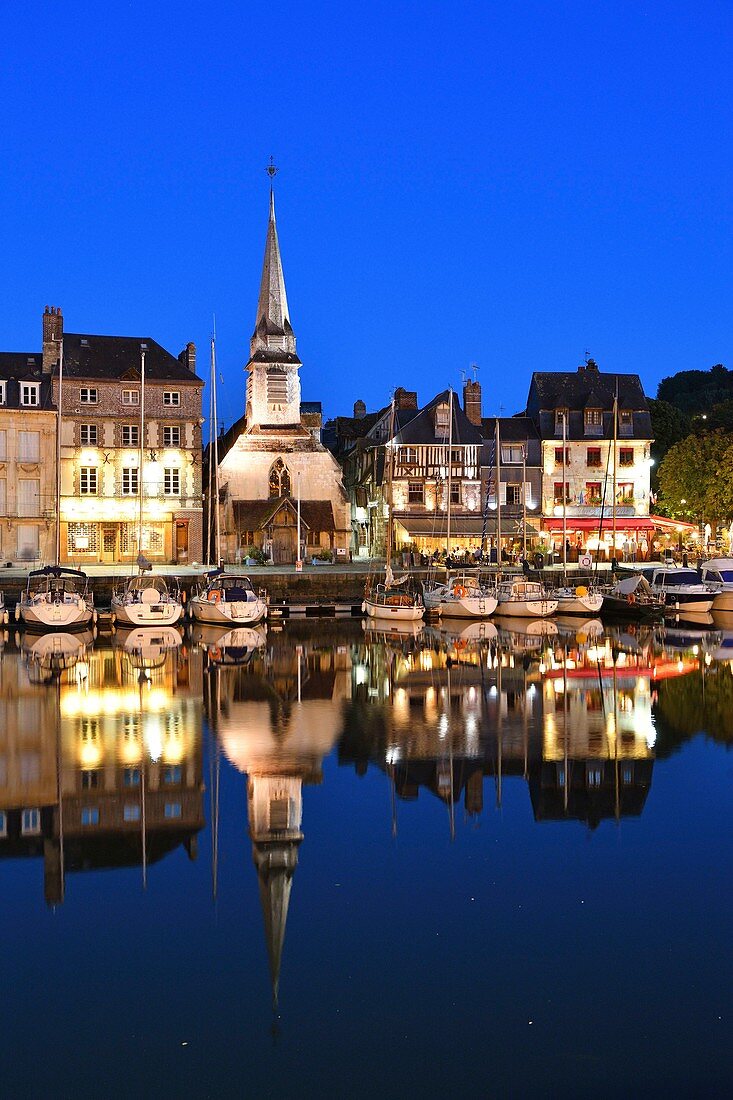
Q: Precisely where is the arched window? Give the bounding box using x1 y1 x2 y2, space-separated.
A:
269 458 291 498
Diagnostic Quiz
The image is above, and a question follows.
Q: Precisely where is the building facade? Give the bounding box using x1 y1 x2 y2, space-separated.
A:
0 349 57 564
216 191 351 564
525 360 654 557
39 307 204 565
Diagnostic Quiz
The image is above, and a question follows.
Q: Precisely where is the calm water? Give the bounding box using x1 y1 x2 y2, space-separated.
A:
0 615 731 1099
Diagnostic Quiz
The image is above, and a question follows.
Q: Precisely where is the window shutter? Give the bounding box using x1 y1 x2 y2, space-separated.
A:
499 483 507 505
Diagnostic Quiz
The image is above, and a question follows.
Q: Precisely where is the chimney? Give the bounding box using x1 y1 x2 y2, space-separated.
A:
42 306 63 375
394 387 418 411
463 379 482 427
353 399 366 420
178 342 197 374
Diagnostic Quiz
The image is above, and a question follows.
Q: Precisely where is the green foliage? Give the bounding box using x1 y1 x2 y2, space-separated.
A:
657 430 733 522
657 363 733 414
243 544 269 565
654 665 733 756
648 398 691 463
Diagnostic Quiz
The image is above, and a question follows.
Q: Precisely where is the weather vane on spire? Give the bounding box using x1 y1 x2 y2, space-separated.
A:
266 156 278 184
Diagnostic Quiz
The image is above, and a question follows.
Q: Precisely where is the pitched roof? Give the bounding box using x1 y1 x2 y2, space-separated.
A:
394 390 483 446
0 353 55 410
526 367 653 442
58 333 202 383
233 498 336 532
249 190 298 365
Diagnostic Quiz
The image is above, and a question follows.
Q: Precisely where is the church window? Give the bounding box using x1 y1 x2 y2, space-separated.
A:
266 367 288 410
269 458 291 498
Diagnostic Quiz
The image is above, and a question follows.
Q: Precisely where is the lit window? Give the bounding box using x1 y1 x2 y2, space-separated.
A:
584 408 602 427
506 484 521 506
121 425 139 447
554 409 567 433
622 765 633 785
163 391 180 407
164 802 182 819
619 409 633 426
408 480 424 504
21 383 40 407
585 482 602 504
80 467 98 495
123 768 140 787
68 522 98 554
450 482 460 504
123 804 140 822
619 448 634 467
556 765 565 788
80 424 98 446
122 467 139 495
21 808 41 835
553 482 570 504
586 448 602 468
587 766 603 788
163 765 182 785
81 807 99 826
122 389 139 406
268 458 291 498
162 425 180 447
554 448 570 466
0 382 6 405
163 468 180 496
80 388 98 404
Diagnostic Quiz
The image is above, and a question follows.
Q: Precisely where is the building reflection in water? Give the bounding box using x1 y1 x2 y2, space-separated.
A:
0 629 204 904
202 624 351 1007
341 621 668 831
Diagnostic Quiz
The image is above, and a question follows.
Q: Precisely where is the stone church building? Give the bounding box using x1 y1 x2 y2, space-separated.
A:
217 191 351 564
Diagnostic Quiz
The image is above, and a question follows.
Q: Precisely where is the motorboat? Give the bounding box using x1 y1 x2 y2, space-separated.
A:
699 558 733 613
188 572 268 626
601 574 665 620
190 621 267 665
494 578 557 618
552 583 604 616
438 572 498 620
643 567 715 615
110 573 183 627
17 565 95 632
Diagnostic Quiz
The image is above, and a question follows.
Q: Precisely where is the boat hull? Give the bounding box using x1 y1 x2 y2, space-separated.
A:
111 597 182 627
660 592 715 615
711 591 733 613
18 598 94 632
495 598 557 618
188 595 267 626
363 597 424 621
554 593 604 616
439 595 498 619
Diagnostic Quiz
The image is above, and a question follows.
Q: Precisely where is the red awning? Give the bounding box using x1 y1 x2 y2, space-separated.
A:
648 514 699 534
542 517 654 531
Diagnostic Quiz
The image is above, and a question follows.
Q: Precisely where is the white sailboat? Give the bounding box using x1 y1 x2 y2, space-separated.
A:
111 343 183 627
363 395 424 621
18 333 95 632
189 328 268 627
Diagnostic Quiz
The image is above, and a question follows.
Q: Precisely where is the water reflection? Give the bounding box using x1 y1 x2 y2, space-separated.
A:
0 629 203 904
0 615 729 1007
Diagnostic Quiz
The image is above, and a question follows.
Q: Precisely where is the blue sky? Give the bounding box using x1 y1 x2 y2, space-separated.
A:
1 1 731 429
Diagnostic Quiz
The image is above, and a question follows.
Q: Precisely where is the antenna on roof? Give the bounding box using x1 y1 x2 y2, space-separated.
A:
584 348 591 364
471 363 479 382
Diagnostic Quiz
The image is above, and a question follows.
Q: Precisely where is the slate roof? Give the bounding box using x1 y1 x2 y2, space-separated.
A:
59 333 202 383
525 366 653 441
0 353 55 410
481 416 542 467
393 390 483 446
233 498 337 532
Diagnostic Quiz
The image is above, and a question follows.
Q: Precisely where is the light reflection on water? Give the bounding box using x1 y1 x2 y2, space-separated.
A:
0 616 731 1094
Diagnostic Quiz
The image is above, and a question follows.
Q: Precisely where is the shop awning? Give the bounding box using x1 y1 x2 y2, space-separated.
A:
542 517 654 531
394 515 539 538
648 514 699 534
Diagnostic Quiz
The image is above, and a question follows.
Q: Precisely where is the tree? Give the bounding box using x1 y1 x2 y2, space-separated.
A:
656 430 733 524
648 399 691 489
657 363 733 414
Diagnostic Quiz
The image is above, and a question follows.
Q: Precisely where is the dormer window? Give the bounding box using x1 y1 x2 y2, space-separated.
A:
434 402 450 439
554 409 567 434
619 409 633 432
21 382 40 407
584 408 603 435
0 382 5 405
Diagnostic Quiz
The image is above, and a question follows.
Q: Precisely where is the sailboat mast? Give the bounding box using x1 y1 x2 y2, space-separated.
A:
495 420 501 566
210 328 221 565
138 344 146 558
446 389 453 558
607 382 611 563
522 443 527 561
55 336 63 567
385 394 396 576
562 411 567 571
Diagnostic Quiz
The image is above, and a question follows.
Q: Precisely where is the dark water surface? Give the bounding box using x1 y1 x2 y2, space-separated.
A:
0 616 731 1098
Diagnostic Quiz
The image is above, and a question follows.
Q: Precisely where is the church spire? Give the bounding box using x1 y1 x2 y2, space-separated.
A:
253 838 301 1011
251 165 295 357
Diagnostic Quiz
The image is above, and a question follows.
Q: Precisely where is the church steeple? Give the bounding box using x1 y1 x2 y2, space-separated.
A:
250 186 296 358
